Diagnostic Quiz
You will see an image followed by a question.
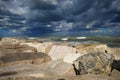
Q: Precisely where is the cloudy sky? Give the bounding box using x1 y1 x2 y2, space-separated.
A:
0 0 120 36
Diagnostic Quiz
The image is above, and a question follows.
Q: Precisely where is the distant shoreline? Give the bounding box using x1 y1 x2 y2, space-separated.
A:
0 36 119 48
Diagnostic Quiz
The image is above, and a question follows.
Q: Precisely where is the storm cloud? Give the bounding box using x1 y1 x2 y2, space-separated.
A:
0 0 120 36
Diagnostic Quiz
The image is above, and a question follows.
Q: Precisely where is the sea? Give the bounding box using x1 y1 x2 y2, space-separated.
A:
20 36 120 48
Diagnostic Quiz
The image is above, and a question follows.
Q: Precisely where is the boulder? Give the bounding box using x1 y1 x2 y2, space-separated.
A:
75 44 108 54
0 52 51 66
20 42 52 53
0 38 37 54
109 48 120 60
1 38 21 45
39 60 75 77
73 52 113 75
111 60 120 72
0 43 37 54
0 54 119 80
48 45 76 60
0 38 52 53
0 60 75 80
63 53 83 64
75 44 120 60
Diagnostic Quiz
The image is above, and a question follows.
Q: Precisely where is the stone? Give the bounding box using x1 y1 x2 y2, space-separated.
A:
0 38 37 53
48 45 76 60
0 52 51 66
40 60 75 76
20 42 52 53
75 44 108 54
73 43 120 60
0 43 37 54
63 53 84 64
0 60 75 80
111 60 120 72
0 58 119 80
1 38 21 45
73 52 113 75
109 48 120 60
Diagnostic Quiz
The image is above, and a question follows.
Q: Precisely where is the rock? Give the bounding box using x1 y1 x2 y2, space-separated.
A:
111 60 120 72
109 48 120 60
0 38 37 54
0 60 75 80
1 38 21 45
39 60 75 77
0 38 52 53
63 53 84 64
0 51 4 58
0 63 51 80
48 45 76 60
0 52 51 66
42 42 53 53
75 44 108 54
0 58 119 80
74 43 120 60
20 42 52 53
73 52 113 75
0 43 37 55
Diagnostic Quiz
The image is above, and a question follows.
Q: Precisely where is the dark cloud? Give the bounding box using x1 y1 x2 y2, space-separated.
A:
111 14 120 22
1 0 10 2
29 0 57 10
0 0 120 36
28 10 63 23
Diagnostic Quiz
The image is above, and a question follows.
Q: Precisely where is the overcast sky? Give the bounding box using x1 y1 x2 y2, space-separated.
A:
0 0 120 36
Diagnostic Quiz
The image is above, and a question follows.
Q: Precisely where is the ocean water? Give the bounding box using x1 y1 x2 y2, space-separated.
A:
25 36 120 48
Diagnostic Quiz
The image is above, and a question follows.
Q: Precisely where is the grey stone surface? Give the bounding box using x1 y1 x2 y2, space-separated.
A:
73 52 113 75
